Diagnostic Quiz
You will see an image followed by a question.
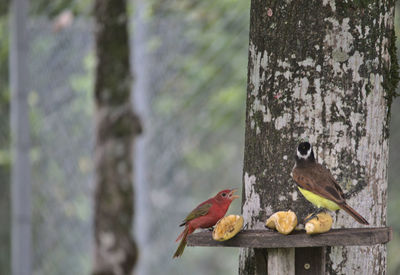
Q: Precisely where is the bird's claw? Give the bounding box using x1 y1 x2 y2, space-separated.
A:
303 209 324 224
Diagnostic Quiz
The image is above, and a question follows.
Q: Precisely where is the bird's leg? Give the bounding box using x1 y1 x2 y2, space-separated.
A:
303 208 324 224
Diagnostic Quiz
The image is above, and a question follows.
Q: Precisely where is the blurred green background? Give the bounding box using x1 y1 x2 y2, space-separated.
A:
0 1 399 275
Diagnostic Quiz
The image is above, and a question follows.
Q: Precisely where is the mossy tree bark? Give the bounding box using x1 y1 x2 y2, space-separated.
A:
240 0 398 274
92 0 141 274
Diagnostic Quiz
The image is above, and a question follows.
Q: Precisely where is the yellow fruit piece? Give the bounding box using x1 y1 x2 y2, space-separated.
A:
305 212 333 235
212 215 244 241
265 210 297 235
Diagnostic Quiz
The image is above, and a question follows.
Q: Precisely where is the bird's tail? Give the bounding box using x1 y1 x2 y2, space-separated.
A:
173 226 192 258
175 226 187 242
340 203 369 225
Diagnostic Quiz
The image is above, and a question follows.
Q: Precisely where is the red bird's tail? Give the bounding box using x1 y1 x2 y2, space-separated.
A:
340 203 369 225
175 228 186 242
173 226 193 258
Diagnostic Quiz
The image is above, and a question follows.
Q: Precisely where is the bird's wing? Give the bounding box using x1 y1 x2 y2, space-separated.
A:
180 203 212 226
292 163 345 204
316 164 345 199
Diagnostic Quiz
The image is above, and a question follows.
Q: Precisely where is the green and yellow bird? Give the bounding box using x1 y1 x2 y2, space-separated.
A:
292 141 369 225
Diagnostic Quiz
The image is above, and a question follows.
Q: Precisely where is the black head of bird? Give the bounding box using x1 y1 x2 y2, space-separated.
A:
296 141 315 161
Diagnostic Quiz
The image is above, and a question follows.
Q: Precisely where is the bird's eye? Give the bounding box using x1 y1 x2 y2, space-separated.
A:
222 193 226 197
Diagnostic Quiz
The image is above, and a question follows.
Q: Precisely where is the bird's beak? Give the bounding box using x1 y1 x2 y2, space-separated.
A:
229 189 239 200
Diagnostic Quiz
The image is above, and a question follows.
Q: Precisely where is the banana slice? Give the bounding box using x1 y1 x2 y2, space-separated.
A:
305 212 333 235
212 215 244 241
265 210 297 235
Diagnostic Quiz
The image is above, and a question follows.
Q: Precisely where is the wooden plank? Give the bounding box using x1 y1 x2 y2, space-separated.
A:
187 227 392 248
295 247 325 275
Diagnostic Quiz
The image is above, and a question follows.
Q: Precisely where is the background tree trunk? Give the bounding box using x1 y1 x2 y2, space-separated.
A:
92 0 141 274
239 1 398 274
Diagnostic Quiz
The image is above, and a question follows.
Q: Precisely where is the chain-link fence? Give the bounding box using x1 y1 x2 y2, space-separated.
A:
5 1 250 274
27 17 94 275
133 1 249 274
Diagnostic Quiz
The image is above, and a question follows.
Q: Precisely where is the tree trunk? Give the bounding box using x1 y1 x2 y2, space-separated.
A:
239 1 398 274
92 0 141 274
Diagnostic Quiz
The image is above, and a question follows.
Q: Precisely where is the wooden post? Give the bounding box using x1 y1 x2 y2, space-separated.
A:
239 0 397 274
295 247 325 275
10 0 32 274
268 248 294 275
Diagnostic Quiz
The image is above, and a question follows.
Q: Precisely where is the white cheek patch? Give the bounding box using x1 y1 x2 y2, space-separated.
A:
296 150 304 159
297 147 312 159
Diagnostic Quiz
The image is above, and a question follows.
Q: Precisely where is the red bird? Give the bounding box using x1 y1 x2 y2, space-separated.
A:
173 189 239 258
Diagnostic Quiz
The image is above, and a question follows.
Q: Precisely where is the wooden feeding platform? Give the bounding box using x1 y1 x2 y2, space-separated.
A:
187 227 392 274
187 227 392 248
